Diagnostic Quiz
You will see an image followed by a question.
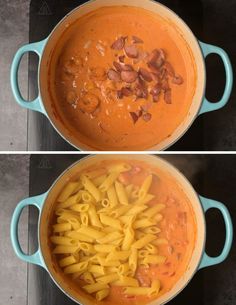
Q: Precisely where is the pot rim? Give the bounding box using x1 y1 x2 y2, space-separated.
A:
37 0 206 151
38 154 206 305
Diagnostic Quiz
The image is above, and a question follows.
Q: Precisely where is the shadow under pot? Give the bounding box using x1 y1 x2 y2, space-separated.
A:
11 155 233 305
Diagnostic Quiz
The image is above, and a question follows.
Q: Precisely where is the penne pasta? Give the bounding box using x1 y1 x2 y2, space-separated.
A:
108 163 132 173
50 236 78 246
129 248 137 274
115 181 129 205
152 238 168 246
143 255 166 265
87 204 102 228
88 265 105 275
133 219 156 230
101 198 111 208
59 255 77 267
57 182 81 202
118 263 130 276
142 204 166 217
70 203 90 213
138 175 153 198
114 276 139 287
96 289 109 301
80 174 101 202
109 205 130 218
53 223 72 233
77 226 105 239
65 231 94 243
53 245 78 254
79 242 95 254
80 212 89 226
50 160 182 303
82 271 95 284
143 226 161 234
122 226 134 251
107 185 119 207
97 273 119 284
99 172 119 192
132 234 157 249
83 283 109 294
64 261 88 274
107 250 130 261
92 174 107 187
97 231 123 244
84 168 107 179
94 244 116 253
100 214 122 230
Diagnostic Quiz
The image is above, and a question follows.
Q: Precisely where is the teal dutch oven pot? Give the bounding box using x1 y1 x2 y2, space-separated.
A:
11 155 233 305
10 0 233 151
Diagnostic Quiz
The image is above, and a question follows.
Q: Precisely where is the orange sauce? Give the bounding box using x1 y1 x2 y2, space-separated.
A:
49 6 197 150
50 159 197 305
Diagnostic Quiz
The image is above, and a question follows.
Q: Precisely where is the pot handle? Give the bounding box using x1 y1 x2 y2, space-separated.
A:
198 196 233 269
10 192 48 268
10 38 48 114
198 41 233 115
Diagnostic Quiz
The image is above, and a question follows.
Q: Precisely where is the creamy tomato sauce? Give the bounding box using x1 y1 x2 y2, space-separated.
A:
49 160 197 305
49 6 197 150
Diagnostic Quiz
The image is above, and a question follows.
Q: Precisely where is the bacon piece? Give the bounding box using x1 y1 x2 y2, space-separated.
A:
164 89 172 104
107 69 121 82
152 95 159 103
124 45 139 58
118 55 125 63
134 78 148 99
147 49 165 71
111 36 126 50
142 112 152 122
161 78 170 91
164 61 175 77
139 68 153 82
121 87 133 96
150 83 162 96
129 112 139 124
172 74 184 85
117 87 133 99
132 36 144 44
121 70 138 83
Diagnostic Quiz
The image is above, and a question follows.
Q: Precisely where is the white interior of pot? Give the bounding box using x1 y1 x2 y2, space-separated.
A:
40 155 205 305
39 0 205 151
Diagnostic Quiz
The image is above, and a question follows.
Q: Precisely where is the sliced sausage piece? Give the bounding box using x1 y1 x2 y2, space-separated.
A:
107 69 121 82
139 68 153 82
132 36 144 44
111 36 126 50
121 70 138 83
124 45 139 58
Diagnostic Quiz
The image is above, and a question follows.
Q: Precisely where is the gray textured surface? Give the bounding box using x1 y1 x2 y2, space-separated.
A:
0 0 30 151
0 155 30 305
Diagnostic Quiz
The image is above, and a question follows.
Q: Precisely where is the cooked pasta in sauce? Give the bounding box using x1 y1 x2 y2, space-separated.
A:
48 6 197 150
49 160 196 305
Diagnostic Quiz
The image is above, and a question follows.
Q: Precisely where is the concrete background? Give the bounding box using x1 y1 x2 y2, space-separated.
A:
0 155 29 305
0 0 30 151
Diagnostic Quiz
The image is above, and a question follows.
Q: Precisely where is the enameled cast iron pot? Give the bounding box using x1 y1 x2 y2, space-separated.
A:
11 155 233 305
11 0 233 151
